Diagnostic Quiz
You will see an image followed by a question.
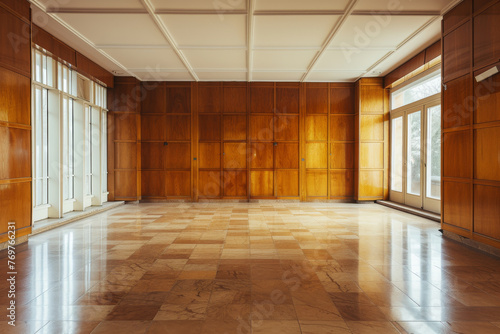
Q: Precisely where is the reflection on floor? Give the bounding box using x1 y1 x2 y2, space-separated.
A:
2 202 500 334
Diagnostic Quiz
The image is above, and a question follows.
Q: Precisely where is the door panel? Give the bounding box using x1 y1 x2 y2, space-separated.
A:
306 143 328 169
250 115 273 141
166 143 191 169
251 171 274 197
275 115 299 141
250 142 274 169
331 170 354 198
166 115 191 141
305 115 328 141
306 171 328 197
275 143 299 169
223 143 247 169
199 171 221 198
165 171 191 196
277 170 299 197
223 115 247 141
224 171 247 197
199 143 221 169
199 115 221 141
331 143 354 169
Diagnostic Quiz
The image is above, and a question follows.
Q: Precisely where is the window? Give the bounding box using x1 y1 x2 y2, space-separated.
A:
62 96 75 200
33 86 49 207
85 105 93 196
391 71 441 110
32 47 108 221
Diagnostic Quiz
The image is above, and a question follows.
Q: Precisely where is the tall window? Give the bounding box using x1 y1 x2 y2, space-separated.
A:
62 96 75 200
32 47 108 221
33 86 49 206
85 105 93 196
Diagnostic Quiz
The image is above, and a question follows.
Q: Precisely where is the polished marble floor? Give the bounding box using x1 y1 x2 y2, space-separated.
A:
2 202 500 334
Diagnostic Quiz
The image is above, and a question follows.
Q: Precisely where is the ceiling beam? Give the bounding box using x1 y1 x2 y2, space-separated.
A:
355 16 440 80
29 0 138 79
301 0 359 82
247 0 255 82
138 0 199 81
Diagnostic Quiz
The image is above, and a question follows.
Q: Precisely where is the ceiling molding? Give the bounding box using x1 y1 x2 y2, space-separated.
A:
355 16 441 80
301 0 359 82
351 10 440 16
179 45 246 50
254 10 344 16
29 0 138 79
155 9 247 15
138 0 199 81
96 44 172 49
247 0 255 82
441 0 464 15
46 8 147 14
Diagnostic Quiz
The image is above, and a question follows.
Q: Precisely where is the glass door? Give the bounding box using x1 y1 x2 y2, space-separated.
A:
405 107 423 208
390 97 441 214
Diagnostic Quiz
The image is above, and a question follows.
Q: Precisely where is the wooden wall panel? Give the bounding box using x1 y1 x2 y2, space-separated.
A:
250 115 273 141
141 143 164 170
224 171 247 197
275 143 299 169
0 182 31 234
114 142 137 170
166 115 191 141
474 127 500 181
276 87 299 114
75 52 114 88
165 171 191 196
250 171 274 197
199 171 221 198
277 170 299 197
473 2 500 67
474 70 500 124
250 142 273 169
331 143 354 169
167 87 191 113
115 113 138 141
32 25 77 72
0 6 31 77
331 86 355 114
0 0 30 20
198 84 221 113
360 86 385 113
306 143 328 169
443 130 472 178
0 127 30 180
141 115 165 141
331 115 354 141
0 66 30 125
359 143 384 170
474 184 500 240
250 84 274 113
223 143 247 169
166 143 191 169
224 86 246 113
443 74 472 128
275 115 299 141
199 143 221 169
306 171 328 197
306 86 328 114
305 115 328 141
141 171 165 198
358 170 384 198
444 0 472 33
443 22 472 83
360 115 384 141
141 83 166 113
223 115 247 141
443 181 472 231
330 170 354 198
115 171 138 199
199 115 221 141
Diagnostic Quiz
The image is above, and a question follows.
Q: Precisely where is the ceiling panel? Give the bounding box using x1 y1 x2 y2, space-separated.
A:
315 49 390 71
253 50 317 71
56 13 166 45
196 71 247 81
355 0 452 12
255 0 349 11
100 48 185 70
254 15 340 47
329 15 434 49
182 49 246 70
133 70 193 81
151 0 246 11
159 14 246 47
38 0 143 9
368 19 441 76
252 71 304 81
307 71 365 82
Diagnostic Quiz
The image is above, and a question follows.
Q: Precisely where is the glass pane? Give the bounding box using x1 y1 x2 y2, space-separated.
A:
36 179 42 206
407 111 421 196
392 72 441 109
63 97 68 200
427 105 441 199
391 117 403 192
35 52 41 82
69 100 74 199
35 88 42 180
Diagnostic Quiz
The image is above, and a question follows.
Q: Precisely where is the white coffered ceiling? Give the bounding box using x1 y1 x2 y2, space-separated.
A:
29 0 460 82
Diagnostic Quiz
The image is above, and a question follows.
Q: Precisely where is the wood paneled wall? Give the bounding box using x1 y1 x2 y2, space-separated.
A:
107 77 141 201
108 80 388 202
355 78 390 201
442 0 500 249
0 0 32 243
